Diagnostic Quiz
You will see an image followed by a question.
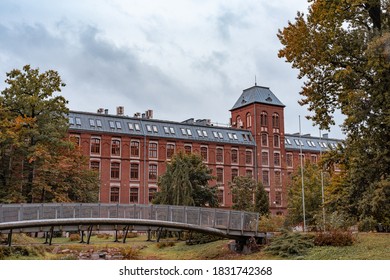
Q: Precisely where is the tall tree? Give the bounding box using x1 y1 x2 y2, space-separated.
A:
0 65 99 203
286 162 329 229
153 152 218 207
278 0 390 224
229 176 269 215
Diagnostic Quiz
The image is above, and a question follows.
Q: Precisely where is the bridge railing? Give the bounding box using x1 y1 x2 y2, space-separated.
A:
0 203 259 234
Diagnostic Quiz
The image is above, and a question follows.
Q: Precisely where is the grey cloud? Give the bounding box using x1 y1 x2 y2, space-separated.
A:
216 8 250 41
0 22 197 118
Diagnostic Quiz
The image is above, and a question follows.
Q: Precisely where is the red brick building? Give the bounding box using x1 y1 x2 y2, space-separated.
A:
68 85 342 215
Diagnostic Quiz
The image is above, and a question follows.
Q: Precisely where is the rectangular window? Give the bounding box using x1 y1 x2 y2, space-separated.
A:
286 153 293 168
129 188 138 203
311 154 317 164
231 149 238 164
152 126 158 133
164 126 170 134
110 187 119 203
245 150 253 165
187 129 192 136
149 188 157 203
134 124 140 131
111 139 121 156
90 161 100 173
216 168 224 183
246 169 253 178
275 191 282 206
262 151 269 166
109 121 115 129
128 123 134 130
184 145 192 155
200 146 208 162
167 143 175 159
89 119 95 127
231 168 238 181
181 128 187 135
274 135 280 148
90 137 101 154
149 142 158 158
146 124 152 132
274 152 281 167
261 133 268 146
130 163 139 180
216 147 224 163
116 121 122 129
96 119 102 127
218 189 224 205
131 141 140 157
111 162 120 179
75 117 81 125
149 164 157 180
262 170 269 186
169 127 175 134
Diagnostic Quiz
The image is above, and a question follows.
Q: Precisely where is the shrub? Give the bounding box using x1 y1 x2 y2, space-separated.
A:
258 215 286 232
69 233 80 242
120 247 141 260
314 231 355 246
264 230 314 259
358 217 377 232
156 241 176 249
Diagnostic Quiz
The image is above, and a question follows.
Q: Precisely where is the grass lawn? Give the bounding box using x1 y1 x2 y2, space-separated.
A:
1 232 389 260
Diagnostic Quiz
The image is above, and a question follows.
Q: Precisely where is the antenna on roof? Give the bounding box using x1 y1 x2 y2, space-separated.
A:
255 75 257 86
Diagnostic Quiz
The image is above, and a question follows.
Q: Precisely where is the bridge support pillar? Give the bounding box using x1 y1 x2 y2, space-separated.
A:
7 229 12 247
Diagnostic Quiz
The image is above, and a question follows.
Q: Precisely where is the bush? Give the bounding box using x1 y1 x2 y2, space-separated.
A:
358 217 377 232
314 231 355 246
69 233 80 242
156 241 176 249
120 247 141 260
264 230 314 259
258 215 286 232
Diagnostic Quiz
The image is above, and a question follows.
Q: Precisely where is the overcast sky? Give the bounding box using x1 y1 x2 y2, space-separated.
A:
0 0 344 139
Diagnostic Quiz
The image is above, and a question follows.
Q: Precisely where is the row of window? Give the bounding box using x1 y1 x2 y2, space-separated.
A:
111 185 283 206
93 160 255 183
285 138 340 149
70 117 248 142
84 136 254 164
286 153 318 168
236 112 280 129
261 133 281 148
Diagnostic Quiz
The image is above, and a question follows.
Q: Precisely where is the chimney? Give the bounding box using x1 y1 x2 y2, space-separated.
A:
116 106 124 116
323 133 329 138
97 108 104 114
104 109 109 115
146 109 153 119
134 112 141 118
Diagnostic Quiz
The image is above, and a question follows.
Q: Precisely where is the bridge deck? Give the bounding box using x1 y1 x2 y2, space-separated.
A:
0 203 262 240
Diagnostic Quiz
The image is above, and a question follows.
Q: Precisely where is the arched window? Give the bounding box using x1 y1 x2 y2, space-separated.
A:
246 113 252 128
272 113 280 128
236 116 243 128
260 111 268 127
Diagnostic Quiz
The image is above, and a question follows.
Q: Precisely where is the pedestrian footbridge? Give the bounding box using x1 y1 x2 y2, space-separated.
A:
0 203 266 246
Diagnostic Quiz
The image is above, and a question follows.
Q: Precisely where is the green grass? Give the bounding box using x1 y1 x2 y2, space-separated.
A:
1 232 389 260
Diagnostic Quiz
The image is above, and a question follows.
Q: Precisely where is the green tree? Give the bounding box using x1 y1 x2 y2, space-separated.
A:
153 152 218 207
0 65 99 203
229 176 269 215
278 0 390 224
286 162 329 229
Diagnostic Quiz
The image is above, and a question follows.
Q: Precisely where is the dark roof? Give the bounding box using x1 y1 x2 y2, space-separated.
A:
284 133 344 152
231 85 285 110
68 111 256 146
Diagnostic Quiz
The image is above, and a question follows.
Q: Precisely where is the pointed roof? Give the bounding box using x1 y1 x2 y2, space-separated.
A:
230 85 285 111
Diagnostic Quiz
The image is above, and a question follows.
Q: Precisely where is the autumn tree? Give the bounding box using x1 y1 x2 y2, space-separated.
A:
278 0 390 224
229 176 269 215
286 162 329 229
153 152 218 207
0 65 99 203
